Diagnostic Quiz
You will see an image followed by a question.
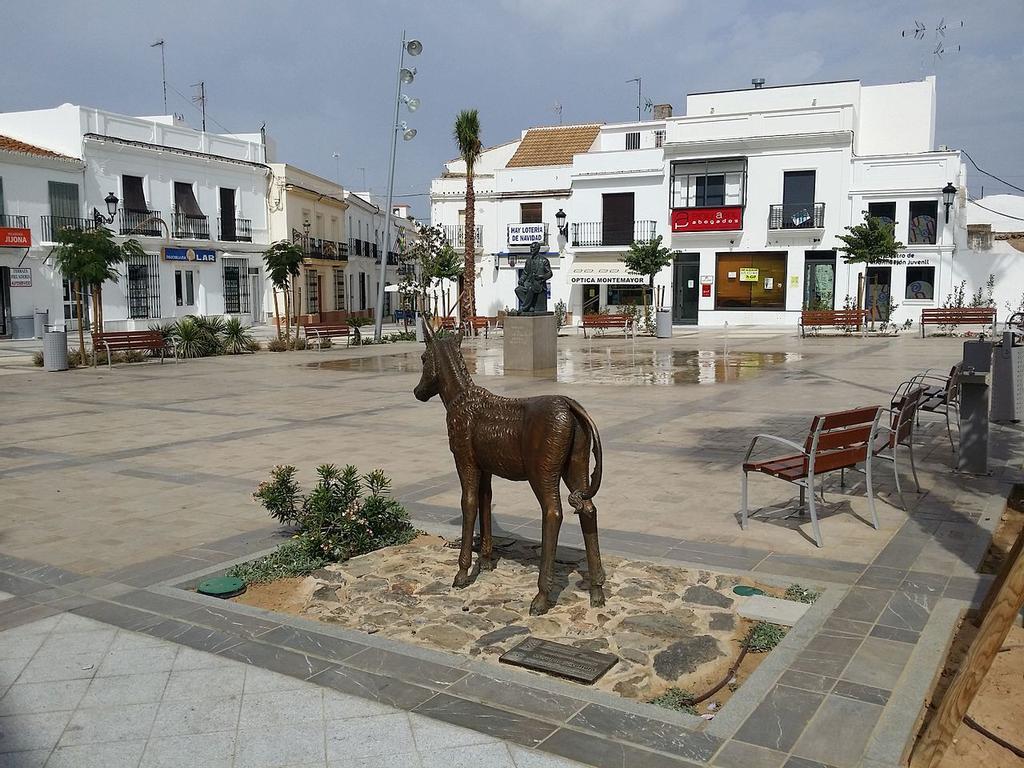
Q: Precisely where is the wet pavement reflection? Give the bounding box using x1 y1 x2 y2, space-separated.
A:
309 346 801 386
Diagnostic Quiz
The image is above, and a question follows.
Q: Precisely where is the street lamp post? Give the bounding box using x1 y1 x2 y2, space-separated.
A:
373 32 422 342
92 192 120 226
942 182 957 223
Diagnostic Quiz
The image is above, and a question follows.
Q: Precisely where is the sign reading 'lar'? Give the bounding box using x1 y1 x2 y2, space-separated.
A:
162 247 217 263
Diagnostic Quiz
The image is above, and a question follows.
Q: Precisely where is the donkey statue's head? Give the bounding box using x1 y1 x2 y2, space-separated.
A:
414 319 466 403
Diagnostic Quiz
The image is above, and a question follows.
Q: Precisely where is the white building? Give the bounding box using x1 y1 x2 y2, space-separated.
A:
965 194 1024 315
431 76 973 328
343 191 416 319
0 103 271 338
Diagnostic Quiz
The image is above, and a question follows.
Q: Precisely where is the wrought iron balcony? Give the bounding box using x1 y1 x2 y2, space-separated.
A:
119 209 163 236
442 224 483 250
570 220 657 247
768 203 825 230
218 217 252 242
294 231 349 261
172 210 210 240
0 214 29 228
41 215 97 242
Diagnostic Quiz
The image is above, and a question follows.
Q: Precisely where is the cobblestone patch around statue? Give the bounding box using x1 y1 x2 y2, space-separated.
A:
276 536 767 703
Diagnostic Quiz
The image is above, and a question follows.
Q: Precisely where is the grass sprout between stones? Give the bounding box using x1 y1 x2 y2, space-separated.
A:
649 688 698 715
784 584 821 603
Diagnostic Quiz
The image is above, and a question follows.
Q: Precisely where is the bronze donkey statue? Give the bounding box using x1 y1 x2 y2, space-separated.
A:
414 322 606 615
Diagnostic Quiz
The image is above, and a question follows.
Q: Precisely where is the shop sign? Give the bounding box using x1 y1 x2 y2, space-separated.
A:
163 246 216 263
507 223 547 246
0 227 32 248
739 267 759 282
886 251 938 266
569 266 645 285
10 267 32 287
700 275 713 285
701 284 711 297
671 206 743 233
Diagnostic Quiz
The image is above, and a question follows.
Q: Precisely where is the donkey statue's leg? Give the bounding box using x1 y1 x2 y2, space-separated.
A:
452 465 480 589
478 472 495 571
564 435 606 607
529 476 563 616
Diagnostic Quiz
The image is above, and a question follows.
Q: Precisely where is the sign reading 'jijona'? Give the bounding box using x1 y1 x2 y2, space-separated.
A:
499 636 618 684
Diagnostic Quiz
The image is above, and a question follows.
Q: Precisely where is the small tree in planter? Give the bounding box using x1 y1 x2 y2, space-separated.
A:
621 235 672 332
837 213 903 322
263 240 304 342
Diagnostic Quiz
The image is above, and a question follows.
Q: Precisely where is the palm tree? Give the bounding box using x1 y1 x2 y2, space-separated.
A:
453 109 482 322
51 227 145 357
263 240 304 341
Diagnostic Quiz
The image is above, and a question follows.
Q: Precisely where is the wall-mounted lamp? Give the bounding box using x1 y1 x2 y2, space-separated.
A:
555 208 568 239
942 182 957 223
93 192 119 225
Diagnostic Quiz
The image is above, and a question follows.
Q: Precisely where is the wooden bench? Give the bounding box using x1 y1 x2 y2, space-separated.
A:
92 331 177 368
920 307 996 337
463 317 490 338
579 314 634 338
302 323 352 350
741 405 883 547
437 317 458 332
799 309 869 337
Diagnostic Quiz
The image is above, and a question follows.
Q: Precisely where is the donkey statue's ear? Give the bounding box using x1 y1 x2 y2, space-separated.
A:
455 328 464 346
422 316 434 342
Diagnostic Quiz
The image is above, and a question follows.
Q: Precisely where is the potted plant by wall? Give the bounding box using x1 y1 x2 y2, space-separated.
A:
621 234 673 337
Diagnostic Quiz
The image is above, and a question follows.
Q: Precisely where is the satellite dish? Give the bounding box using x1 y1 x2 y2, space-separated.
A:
406 39 423 56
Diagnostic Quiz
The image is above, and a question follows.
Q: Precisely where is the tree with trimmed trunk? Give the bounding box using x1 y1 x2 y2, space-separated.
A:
263 240 304 342
51 227 145 359
621 234 672 321
453 109 482 323
837 212 904 315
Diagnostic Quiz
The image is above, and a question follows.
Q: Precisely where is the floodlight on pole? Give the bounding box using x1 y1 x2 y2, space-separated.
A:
373 31 424 342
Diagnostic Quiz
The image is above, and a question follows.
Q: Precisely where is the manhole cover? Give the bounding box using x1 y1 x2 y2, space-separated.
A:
733 585 765 597
197 576 246 598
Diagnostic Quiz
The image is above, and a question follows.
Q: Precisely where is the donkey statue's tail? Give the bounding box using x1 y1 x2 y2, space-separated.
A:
565 398 603 512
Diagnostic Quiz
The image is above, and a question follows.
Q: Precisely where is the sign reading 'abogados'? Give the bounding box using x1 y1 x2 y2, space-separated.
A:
671 206 743 233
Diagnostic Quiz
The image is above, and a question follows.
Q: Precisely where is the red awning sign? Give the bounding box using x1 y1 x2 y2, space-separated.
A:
671 206 743 233
0 227 32 248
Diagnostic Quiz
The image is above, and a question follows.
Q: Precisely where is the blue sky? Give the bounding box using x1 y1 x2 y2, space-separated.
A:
4 0 1021 218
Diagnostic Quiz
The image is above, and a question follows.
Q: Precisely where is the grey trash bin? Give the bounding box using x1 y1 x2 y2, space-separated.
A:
656 309 673 338
991 331 1024 422
33 309 49 339
42 326 69 372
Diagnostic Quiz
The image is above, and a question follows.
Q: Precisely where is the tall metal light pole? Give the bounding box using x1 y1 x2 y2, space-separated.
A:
373 32 422 341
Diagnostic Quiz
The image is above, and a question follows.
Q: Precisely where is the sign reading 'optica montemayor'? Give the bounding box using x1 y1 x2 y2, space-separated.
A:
162 247 217 263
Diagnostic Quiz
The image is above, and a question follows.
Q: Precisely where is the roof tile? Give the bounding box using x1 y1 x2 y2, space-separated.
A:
0 134 74 160
506 124 601 168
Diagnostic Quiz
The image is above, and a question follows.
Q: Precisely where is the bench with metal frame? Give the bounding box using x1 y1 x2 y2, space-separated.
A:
875 382 926 511
741 405 883 548
920 307 996 338
900 364 961 453
463 316 491 338
302 323 352 350
92 331 177 368
579 314 634 339
799 309 869 337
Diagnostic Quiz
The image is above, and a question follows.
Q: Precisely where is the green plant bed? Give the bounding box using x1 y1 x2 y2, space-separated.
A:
649 687 698 715
230 464 419 586
745 621 787 653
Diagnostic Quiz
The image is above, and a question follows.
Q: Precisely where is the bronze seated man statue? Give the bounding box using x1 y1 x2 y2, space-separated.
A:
513 240 553 314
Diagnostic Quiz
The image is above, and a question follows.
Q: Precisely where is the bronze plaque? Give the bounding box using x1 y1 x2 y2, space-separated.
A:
499 637 617 684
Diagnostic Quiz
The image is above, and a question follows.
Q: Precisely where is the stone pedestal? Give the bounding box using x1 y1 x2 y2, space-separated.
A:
503 313 557 372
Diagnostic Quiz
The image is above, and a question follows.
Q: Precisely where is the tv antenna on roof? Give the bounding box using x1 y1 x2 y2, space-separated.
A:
902 17 962 69
553 100 562 125
150 40 167 114
643 98 654 114
191 81 206 132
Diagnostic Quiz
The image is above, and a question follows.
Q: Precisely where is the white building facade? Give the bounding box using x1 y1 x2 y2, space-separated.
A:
431 76 973 329
0 103 271 337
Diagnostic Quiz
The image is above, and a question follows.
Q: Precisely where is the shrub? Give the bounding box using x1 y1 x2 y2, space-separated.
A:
252 464 417 563
649 688 697 715
348 316 372 344
32 351 43 367
386 330 417 342
266 338 289 352
554 300 567 330
745 621 787 653
222 317 257 354
783 584 820 604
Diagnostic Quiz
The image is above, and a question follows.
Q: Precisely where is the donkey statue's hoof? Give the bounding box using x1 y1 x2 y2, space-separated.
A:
479 556 496 572
529 592 551 616
452 570 471 589
589 586 606 608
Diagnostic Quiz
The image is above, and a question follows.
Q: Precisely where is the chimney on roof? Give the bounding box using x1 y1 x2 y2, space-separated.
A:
652 104 673 119
752 78 766 89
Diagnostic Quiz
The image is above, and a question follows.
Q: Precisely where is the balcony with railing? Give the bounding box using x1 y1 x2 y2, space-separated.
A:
570 220 657 247
172 209 210 240
119 209 163 237
0 214 29 229
768 203 825 230
41 215 97 242
218 217 253 242
442 224 483 250
295 231 348 261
